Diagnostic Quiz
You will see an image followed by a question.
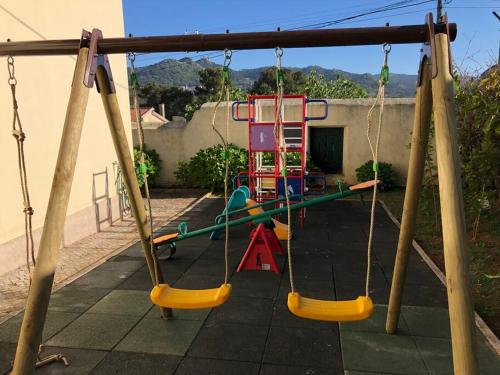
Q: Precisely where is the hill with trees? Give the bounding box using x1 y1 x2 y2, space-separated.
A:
134 57 417 97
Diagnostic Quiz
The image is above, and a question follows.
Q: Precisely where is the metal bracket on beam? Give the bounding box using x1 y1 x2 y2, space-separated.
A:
443 13 454 78
418 12 454 86
417 13 436 86
83 28 116 93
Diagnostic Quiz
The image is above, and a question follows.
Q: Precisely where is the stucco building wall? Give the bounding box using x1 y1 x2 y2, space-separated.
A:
135 98 415 187
0 0 132 275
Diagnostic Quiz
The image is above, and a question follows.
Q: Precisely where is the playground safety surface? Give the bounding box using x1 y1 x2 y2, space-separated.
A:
0 197 498 374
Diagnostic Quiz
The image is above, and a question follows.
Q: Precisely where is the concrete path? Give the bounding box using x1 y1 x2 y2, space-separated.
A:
0 198 498 374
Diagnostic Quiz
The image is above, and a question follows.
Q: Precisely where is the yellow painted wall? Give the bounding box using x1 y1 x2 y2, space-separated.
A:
135 98 416 186
0 1 131 274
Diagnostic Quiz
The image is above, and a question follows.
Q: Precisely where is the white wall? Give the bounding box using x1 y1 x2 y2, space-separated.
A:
135 98 416 186
0 1 132 275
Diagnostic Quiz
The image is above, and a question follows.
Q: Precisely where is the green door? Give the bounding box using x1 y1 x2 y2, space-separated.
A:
310 127 344 173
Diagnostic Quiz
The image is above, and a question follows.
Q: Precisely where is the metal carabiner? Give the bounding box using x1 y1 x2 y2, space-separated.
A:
223 49 232 67
275 47 284 58
383 43 391 67
7 55 17 85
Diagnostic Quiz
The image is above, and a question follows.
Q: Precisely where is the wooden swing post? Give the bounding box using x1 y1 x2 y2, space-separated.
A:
94 62 170 318
386 54 433 333
11 46 91 375
431 31 479 374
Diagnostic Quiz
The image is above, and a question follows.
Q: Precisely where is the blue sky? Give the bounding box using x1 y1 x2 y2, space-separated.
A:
123 0 500 74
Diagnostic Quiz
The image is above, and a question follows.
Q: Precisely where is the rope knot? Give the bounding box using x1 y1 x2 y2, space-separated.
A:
12 129 25 141
24 205 34 215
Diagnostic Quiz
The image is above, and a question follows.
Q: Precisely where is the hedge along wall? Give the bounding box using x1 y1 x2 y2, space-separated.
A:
132 98 416 187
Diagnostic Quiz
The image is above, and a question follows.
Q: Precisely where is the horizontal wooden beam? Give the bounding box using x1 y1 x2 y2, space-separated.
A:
0 22 456 56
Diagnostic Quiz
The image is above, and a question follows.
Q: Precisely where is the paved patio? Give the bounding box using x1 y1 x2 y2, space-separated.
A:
0 197 498 374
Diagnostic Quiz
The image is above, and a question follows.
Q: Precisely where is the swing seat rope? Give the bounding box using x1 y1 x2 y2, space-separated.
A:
147 50 234 310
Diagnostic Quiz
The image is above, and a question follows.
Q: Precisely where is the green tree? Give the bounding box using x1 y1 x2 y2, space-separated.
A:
305 70 368 98
138 83 164 107
455 66 500 235
159 86 194 119
251 68 306 94
184 68 247 121
195 68 247 101
138 84 194 119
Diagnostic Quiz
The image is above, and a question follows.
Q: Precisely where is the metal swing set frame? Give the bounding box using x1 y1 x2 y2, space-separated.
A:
0 13 480 375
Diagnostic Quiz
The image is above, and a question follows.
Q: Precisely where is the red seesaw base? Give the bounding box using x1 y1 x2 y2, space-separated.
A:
237 223 285 274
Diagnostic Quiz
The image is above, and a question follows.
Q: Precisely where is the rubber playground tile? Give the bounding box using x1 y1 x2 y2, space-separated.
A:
69 266 137 289
333 266 389 292
46 313 140 350
34 346 107 375
360 228 399 244
229 271 281 299
173 274 225 290
400 284 448 308
86 289 152 316
206 296 274 326
328 226 369 244
277 278 335 300
115 318 203 356
413 336 453 375
183 257 238 277
270 299 337 330
196 247 246 264
260 363 342 375
283 260 334 282
98 259 145 273
339 304 410 335
174 357 260 375
118 241 144 258
0 311 80 343
159 258 197 275
340 330 427 374
90 351 181 375
117 266 164 291
263 326 342 369
401 305 451 338
0 342 16 374
144 306 211 321
187 321 268 362
414 336 500 375
48 286 111 313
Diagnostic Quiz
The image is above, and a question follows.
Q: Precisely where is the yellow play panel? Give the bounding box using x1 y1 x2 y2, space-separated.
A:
246 199 291 240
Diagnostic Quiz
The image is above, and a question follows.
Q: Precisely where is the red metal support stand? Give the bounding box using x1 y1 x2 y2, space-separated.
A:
237 224 285 274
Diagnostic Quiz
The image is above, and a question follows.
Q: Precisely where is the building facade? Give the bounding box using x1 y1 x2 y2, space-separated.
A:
0 0 132 275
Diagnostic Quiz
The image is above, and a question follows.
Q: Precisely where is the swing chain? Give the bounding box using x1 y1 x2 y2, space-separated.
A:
7 55 36 280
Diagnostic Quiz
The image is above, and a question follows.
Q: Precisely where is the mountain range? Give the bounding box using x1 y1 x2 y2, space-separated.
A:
135 57 418 97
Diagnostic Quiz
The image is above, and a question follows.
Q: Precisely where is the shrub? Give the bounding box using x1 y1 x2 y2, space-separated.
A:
355 160 396 191
261 152 321 172
174 144 248 191
133 147 161 188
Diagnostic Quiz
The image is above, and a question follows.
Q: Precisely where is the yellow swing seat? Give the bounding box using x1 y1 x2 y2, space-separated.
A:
150 283 231 309
287 292 374 322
